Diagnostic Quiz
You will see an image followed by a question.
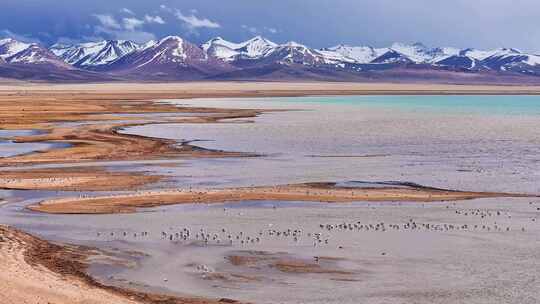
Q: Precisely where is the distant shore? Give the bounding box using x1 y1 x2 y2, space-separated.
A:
3 81 540 95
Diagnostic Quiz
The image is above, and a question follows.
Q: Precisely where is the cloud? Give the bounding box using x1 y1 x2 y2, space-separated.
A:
161 5 220 29
54 35 104 46
92 14 155 42
93 14 121 30
144 15 165 25
94 25 155 42
241 25 278 36
121 8 135 15
0 29 41 44
90 10 166 42
242 25 258 34
122 17 145 30
175 10 220 29
265 27 278 34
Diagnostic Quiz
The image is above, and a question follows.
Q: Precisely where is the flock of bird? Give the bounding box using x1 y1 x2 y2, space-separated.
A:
94 203 538 248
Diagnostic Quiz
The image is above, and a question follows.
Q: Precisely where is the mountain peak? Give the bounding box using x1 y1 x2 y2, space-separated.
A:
210 36 225 42
159 36 184 45
203 36 276 62
5 43 69 67
0 38 32 60
50 39 140 67
3 34 540 81
244 36 276 47
0 38 15 44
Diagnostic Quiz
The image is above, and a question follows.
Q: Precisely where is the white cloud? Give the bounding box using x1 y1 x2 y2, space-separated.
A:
161 5 219 29
122 17 145 30
121 8 135 15
242 25 258 34
91 10 166 42
94 25 156 43
54 35 103 46
92 14 156 42
93 14 122 30
144 15 165 25
0 29 41 44
175 10 220 29
266 27 278 34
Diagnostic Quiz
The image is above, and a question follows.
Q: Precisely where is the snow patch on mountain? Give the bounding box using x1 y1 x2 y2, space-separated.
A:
5 44 69 67
203 36 277 61
0 38 31 59
50 40 140 67
525 54 540 66
322 45 388 64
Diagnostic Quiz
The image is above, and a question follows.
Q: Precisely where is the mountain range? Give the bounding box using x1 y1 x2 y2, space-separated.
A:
1 36 540 83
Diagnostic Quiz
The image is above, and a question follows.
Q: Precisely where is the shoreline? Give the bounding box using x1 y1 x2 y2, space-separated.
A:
0 167 162 191
0 225 241 304
0 88 267 190
4 82 540 95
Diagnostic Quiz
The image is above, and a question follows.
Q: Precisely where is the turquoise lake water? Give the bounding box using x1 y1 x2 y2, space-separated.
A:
278 95 540 115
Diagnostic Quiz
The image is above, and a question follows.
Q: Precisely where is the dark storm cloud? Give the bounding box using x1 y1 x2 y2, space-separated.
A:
0 0 539 52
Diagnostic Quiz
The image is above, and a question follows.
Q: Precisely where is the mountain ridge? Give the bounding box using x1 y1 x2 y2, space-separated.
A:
1 35 540 83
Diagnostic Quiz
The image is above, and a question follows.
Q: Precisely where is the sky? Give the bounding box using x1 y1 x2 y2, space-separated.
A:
1 0 540 53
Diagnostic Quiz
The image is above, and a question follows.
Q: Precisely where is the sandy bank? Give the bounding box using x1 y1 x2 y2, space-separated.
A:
0 167 162 191
28 182 532 214
0 225 242 304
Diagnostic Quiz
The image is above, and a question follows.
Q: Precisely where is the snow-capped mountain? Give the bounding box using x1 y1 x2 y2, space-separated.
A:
320 45 388 64
257 41 329 66
5 44 70 67
432 47 540 72
388 42 460 64
371 49 414 64
320 42 459 66
41 35 540 76
0 38 114 81
202 36 277 62
0 38 31 60
318 42 540 74
50 40 140 67
435 55 479 70
205 38 344 67
0 38 69 67
104 36 234 79
1 35 540 82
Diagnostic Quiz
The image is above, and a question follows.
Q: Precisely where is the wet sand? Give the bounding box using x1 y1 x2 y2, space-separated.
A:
0 83 266 192
0 100 259 166
0 225 240 304
28 182 533 214
0 167 162 191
